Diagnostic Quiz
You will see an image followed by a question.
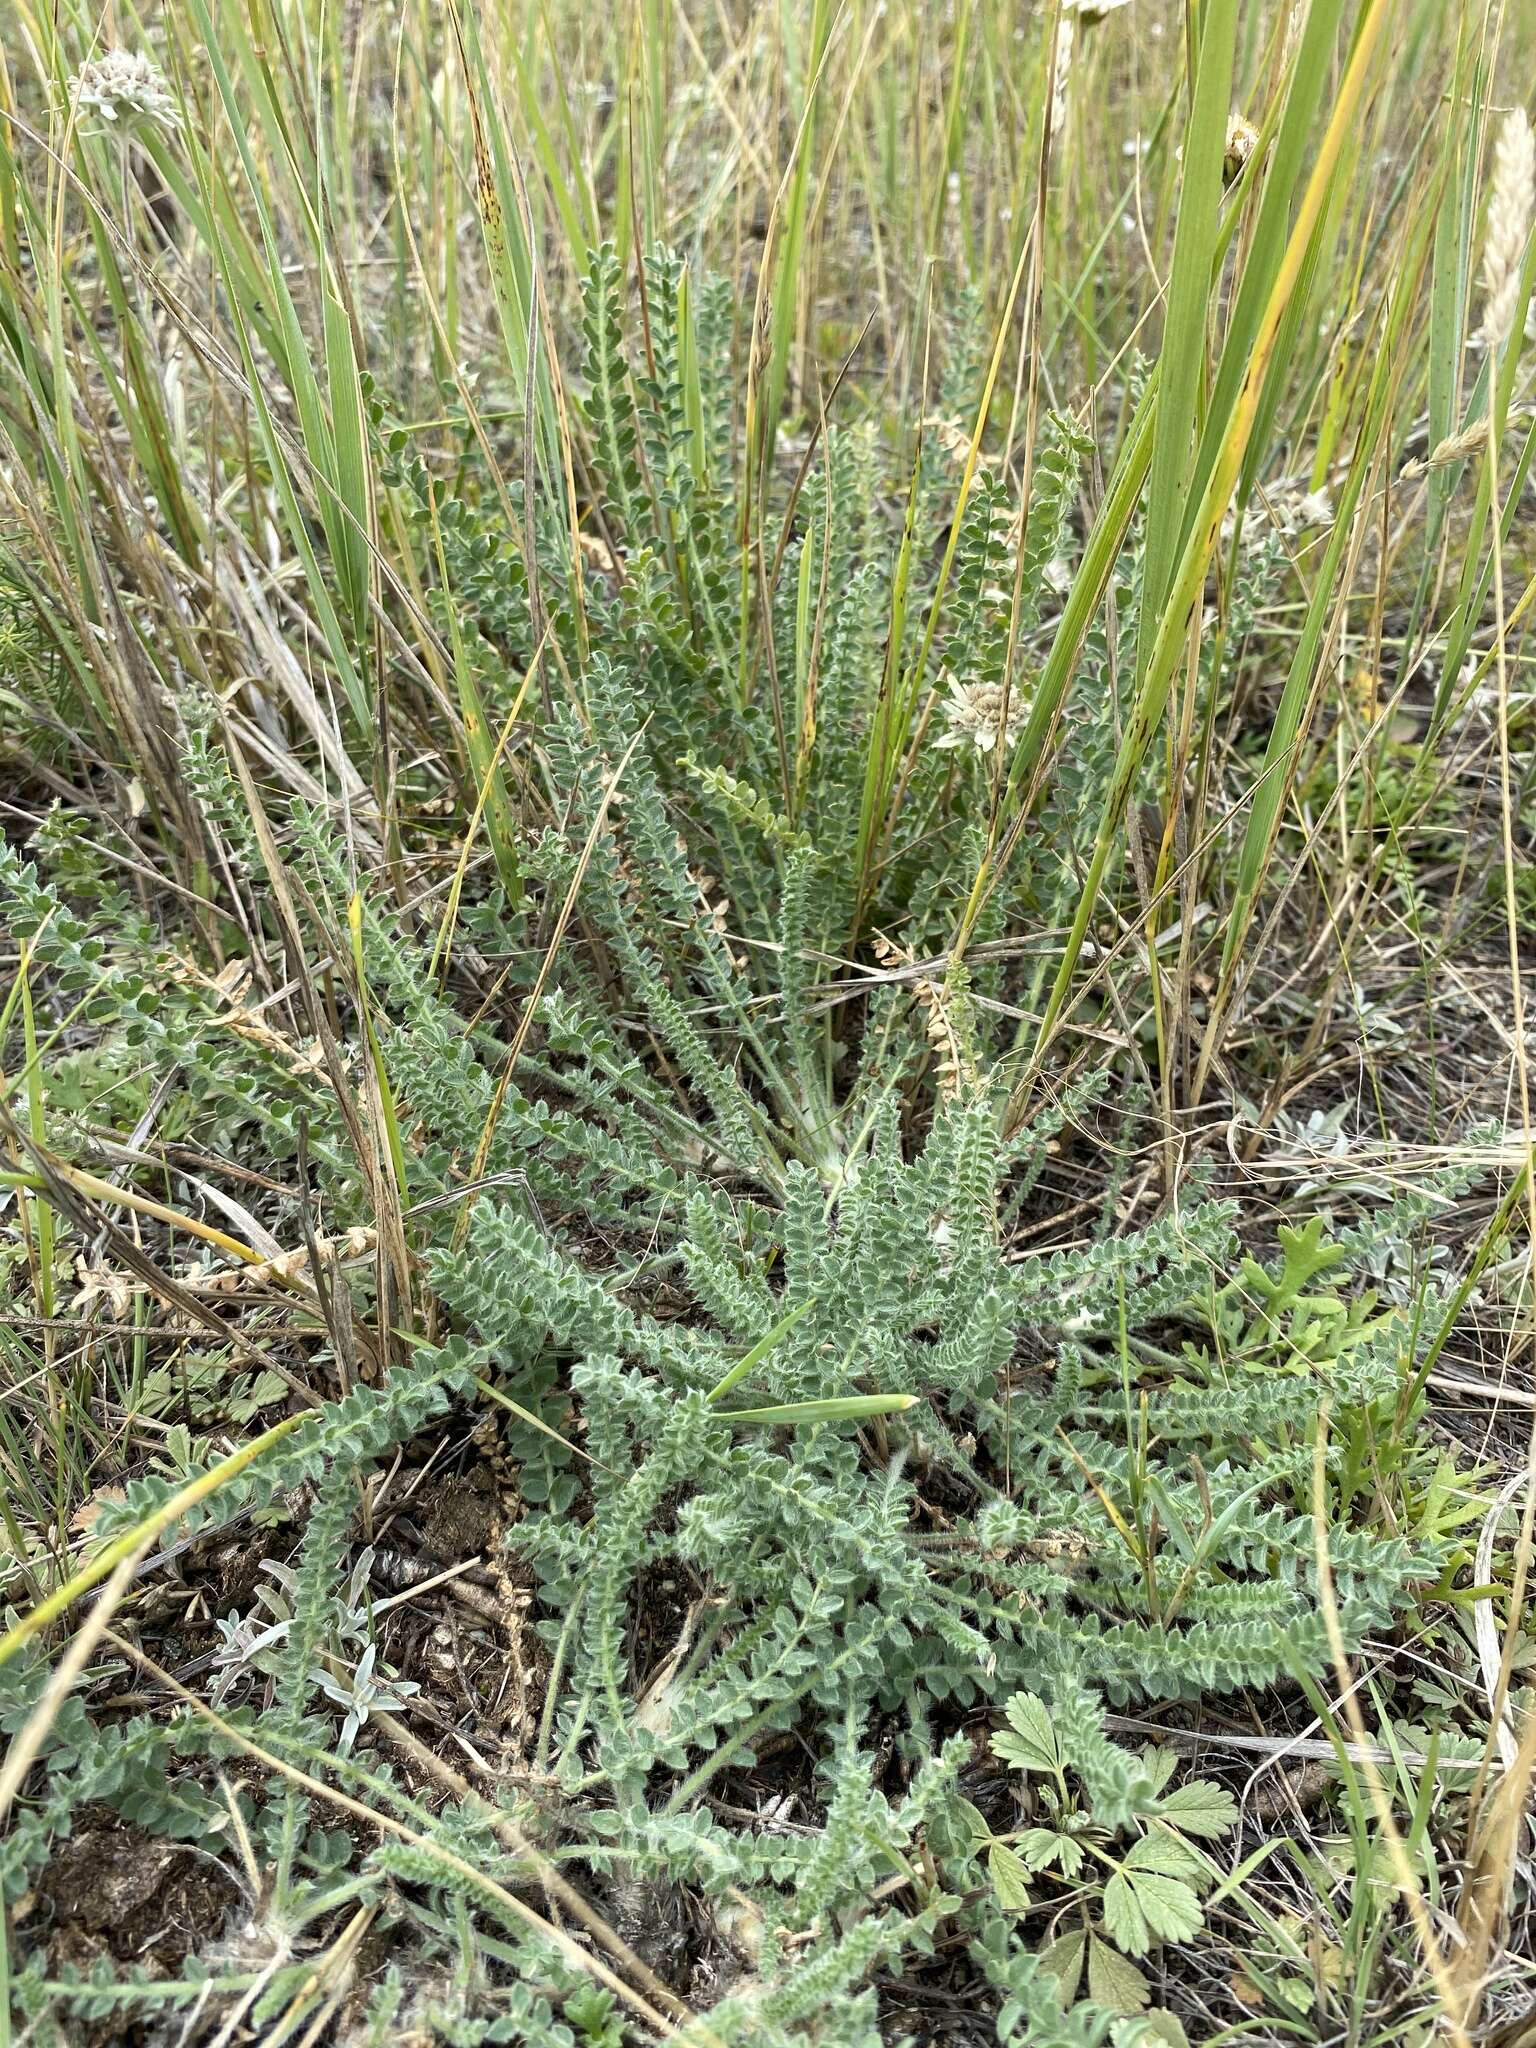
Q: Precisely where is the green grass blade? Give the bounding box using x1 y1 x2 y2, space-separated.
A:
715 1394 919 1427
1134 0 1238 684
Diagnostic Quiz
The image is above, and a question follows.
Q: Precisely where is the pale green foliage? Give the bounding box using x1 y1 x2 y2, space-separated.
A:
0 210 1495 2047
1 701 1470 2039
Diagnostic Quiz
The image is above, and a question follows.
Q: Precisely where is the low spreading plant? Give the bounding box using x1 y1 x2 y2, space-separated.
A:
0 234 1495 2044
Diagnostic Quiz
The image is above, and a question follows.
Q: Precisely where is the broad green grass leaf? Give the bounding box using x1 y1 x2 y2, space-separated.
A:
706 1294 821 1403
321 288 372 640
1196 0 1350 520
1135 0 1237 683
1032 0 1397 1073
760 0 836 477
713 1394 917 1426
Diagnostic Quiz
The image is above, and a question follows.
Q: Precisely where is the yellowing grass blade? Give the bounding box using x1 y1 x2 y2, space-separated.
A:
0 1417 306 1669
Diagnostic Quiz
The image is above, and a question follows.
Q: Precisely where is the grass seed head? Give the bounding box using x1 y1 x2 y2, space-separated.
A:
1482 106 1535 349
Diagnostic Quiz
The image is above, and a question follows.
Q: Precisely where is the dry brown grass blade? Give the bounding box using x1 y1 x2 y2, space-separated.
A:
218 726 414 1369
1456 1703 1536 2031
0 1093 327 1402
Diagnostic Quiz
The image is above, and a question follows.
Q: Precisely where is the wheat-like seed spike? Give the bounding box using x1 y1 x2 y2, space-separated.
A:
1483 107 1535 350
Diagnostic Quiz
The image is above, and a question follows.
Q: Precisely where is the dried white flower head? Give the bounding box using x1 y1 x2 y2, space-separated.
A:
1065 0 1131 19
1291 487 1334 529
1253 479 1334 536
934 677 1025 756
1482 107 1535 351
70 49 178 133
1224 114 1259 185
1221 475 1335 545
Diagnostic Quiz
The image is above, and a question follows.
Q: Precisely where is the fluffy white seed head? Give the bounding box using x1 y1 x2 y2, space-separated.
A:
1483 107 1535 350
